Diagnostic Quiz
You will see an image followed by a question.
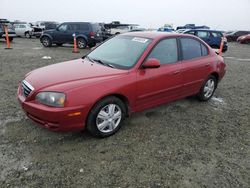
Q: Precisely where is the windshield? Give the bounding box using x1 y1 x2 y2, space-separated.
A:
87 35 152 69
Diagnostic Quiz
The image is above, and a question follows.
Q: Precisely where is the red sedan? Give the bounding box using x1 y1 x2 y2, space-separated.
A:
18 32 226 137
237 34 250 44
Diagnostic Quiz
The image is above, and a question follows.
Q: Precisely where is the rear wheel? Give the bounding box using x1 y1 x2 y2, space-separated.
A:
87 96 126 138
77 38 87 49
198 75 217 101
41 36 52 47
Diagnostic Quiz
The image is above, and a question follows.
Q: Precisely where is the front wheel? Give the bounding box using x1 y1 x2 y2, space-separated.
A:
41 36 52 47
77 38 87 49
198 75 217 101
25 32 31 39
87 96 126 138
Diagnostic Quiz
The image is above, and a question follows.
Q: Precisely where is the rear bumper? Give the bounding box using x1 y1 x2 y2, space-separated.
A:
2 33 17 38
17 87 88 132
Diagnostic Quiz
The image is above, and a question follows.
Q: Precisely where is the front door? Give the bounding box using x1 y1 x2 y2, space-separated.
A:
53 23 73 43
136 38 183 111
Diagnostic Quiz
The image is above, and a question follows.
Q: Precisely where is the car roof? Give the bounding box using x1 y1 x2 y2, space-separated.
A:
121 31 192 40
61 22 97 25
185 29 222 33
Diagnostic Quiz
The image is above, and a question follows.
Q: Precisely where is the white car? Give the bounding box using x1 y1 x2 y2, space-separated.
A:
110 25 139 35
14 23 42 38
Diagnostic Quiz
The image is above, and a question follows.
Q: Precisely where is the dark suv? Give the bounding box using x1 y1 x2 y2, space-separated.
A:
183 29 228 52
40 22 103 49
0 19 16 42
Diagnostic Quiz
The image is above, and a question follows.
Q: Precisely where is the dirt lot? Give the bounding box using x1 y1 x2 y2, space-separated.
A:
0 38 249 188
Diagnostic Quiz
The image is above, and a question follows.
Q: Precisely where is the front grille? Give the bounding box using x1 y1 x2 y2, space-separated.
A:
21 80 34 97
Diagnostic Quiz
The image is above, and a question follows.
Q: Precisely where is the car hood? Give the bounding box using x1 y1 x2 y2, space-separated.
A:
25 58 128 92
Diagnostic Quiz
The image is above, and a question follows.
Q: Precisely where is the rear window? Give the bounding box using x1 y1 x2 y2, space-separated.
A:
91 23 101 32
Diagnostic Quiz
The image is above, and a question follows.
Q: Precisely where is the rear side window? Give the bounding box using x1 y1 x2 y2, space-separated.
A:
148 38 178 65
196 31 210 38
180 38 202 60
201 43 208 56
78 23 89 31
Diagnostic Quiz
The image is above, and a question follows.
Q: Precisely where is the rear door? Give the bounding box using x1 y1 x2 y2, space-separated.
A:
136 38 183 110
180 37 212 96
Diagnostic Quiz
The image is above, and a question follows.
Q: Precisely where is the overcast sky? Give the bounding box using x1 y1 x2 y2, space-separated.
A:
1 0 250 31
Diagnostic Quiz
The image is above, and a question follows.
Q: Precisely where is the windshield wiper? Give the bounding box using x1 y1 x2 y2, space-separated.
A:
93 59 115 68
85 55 95 63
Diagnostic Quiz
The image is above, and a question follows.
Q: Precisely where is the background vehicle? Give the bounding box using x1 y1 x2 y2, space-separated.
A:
237 34 250 44
176 24 210 30
18 32 226 137
158 24 174 32
183 29 228 52
40 22 103 48
110 25 139 35
14 23 42 38
226 31 250 42
0 19 16 42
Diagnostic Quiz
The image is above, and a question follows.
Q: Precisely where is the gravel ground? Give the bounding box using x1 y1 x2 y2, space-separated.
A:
0 38 249 188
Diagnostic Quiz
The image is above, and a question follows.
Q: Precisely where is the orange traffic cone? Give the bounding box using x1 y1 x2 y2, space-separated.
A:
72 34 79 53
218 37 224 56
4 25 12 50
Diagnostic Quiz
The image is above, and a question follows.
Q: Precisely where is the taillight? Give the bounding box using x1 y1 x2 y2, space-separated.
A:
90 32 95 38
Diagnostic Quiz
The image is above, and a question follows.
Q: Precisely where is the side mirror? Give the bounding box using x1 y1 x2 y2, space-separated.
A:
142 58 161 69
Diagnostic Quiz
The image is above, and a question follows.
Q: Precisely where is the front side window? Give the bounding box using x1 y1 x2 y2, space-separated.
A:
58 24 68 32
211 32 222 37
181 38 202 60
148 38 178 65
196 31 210 39
87 36 152 69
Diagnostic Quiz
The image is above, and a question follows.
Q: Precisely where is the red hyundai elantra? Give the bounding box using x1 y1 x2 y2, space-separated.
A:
18 32 226 137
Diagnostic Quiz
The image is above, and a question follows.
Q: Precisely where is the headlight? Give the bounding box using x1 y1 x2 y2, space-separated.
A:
36 92 65 107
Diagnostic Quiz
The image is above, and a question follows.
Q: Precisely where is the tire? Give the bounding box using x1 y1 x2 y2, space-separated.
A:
25 32 31 39
198 75 217 101
41 36 52 47
77 38 87 49
56 43 63 46
87 96 126 138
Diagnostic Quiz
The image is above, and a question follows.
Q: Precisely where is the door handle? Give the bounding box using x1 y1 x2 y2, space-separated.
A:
205 63 210 67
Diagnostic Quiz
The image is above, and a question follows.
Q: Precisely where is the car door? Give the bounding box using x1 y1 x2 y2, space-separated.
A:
136 38 183 111
14 25 22 36
180 37 212 96
53 23 72 43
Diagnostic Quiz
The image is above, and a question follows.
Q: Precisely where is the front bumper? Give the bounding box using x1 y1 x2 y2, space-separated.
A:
17 86 88 132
